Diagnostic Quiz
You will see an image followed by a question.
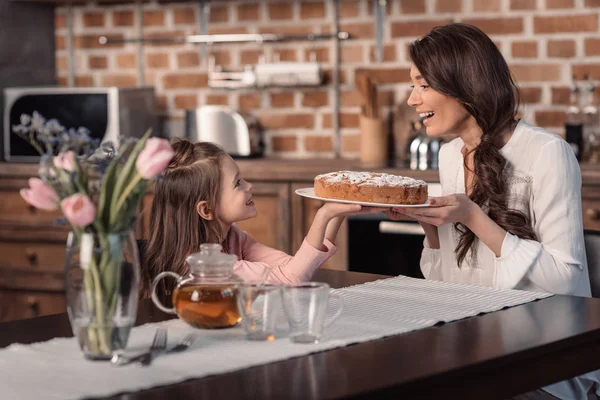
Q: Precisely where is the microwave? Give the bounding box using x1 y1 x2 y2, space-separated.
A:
2 86 158 162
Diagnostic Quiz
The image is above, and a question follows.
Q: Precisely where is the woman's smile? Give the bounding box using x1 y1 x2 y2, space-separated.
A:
418 111 435 126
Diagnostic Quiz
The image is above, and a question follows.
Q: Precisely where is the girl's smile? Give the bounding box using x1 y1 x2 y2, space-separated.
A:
217 155 257 227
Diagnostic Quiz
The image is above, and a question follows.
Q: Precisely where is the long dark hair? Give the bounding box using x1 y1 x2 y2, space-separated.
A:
408 23 537 266
141 140 228 298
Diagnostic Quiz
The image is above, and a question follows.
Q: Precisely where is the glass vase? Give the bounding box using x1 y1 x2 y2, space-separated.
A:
64 230 140 360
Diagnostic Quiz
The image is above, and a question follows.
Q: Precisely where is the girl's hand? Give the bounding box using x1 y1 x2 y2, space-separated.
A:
384 208 407 221
306 202 387 251
392 194 477 227
319 202 388 220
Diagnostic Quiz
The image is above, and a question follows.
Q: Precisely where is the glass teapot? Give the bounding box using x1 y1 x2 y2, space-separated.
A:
151 243 242 329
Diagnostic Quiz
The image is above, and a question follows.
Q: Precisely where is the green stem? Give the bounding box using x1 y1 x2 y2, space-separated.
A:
73 230 96 317
110 174 142 228
99 233 122 323
89 256 111 354
83 269 94 318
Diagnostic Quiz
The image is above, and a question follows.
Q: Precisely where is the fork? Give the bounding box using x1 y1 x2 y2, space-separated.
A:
140 328 167 366
167 333 197 354
111 328 167 367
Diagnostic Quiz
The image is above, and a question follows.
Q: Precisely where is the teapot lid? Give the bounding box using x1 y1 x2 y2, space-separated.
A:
186 243 238 276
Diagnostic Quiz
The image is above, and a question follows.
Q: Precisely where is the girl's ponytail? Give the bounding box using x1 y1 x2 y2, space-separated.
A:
168 139 196 169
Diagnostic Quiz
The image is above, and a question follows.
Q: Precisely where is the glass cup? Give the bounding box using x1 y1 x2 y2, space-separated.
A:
237 283 283 341
281 282 343 344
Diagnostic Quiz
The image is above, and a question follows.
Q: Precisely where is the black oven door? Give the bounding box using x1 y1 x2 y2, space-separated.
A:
347 214 425 279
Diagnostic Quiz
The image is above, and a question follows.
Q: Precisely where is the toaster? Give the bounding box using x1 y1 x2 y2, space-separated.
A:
184 106 264 158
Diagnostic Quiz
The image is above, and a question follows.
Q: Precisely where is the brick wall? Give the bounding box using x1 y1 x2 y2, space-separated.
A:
55 0 600 159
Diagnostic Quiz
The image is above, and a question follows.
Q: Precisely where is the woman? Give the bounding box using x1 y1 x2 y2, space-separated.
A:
387 23 598 399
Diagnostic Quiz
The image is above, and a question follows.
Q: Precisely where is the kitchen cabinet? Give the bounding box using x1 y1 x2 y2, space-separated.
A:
1 160 600 323
0 176 69 323
0 289 66 322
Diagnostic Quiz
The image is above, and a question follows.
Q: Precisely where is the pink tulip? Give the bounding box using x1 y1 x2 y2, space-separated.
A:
19 178 59 211
135 138 174 179
54 151 75 171
61 194 96 227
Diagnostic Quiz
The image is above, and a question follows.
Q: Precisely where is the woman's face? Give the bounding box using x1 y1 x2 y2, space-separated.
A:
407 64 477 137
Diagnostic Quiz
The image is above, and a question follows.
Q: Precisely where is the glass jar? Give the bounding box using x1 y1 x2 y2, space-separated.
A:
151 243 242 329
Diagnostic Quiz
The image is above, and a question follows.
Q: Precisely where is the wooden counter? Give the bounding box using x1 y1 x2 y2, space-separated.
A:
1 159 600 323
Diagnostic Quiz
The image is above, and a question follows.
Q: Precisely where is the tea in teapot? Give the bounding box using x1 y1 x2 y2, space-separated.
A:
151 243 242 329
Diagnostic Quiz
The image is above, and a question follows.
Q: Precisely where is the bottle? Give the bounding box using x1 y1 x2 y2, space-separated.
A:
565 75 583 161
408 120 442 170
581 74 599 163
408 120 423 170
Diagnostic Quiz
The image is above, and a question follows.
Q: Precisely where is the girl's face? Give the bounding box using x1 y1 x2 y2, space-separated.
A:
407 64 478 137
216 155 257 226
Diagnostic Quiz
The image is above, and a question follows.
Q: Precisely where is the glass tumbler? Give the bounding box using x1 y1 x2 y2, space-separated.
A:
237 283 283 341
281 282 343 344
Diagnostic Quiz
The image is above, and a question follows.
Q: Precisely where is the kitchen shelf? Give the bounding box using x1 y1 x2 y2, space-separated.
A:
99 32 349 46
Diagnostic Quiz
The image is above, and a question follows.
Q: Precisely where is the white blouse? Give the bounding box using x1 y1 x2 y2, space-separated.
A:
419 120 597 400
421 119 591 298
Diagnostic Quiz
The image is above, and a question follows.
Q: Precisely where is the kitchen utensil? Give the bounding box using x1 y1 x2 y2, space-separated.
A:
140 328 168 366
359 114 387 167
356 75 379 119
295 187 432 208
237 283 283 341
111 327 167 367
409 133 442 170
281 282 343 344
167 333 198 353
151 243 242 329
185 106 263 157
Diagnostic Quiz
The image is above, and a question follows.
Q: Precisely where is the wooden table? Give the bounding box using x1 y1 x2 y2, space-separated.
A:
2 269 600 399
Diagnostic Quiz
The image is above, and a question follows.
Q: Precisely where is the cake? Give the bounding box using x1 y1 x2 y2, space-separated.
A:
314 171 428 205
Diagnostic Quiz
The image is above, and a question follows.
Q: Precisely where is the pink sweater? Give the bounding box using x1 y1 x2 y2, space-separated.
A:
227 225 337 283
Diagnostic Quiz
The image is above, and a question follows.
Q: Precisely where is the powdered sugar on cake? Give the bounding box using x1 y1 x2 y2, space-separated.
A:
315 171 426 188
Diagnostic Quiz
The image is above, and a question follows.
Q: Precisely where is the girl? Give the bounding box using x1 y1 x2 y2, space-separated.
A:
142 139 384 298
386 23 598 399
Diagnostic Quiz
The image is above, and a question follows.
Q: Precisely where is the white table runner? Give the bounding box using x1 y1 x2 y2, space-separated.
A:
0 276 552 400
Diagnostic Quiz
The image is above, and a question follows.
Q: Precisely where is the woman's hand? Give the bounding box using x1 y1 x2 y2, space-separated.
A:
392 194 478 227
